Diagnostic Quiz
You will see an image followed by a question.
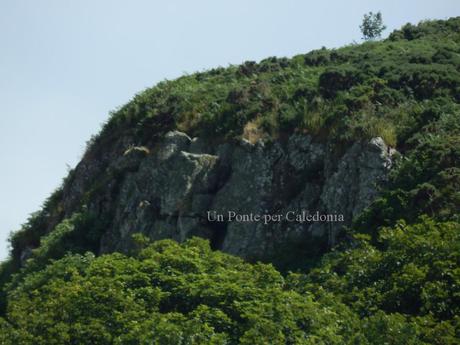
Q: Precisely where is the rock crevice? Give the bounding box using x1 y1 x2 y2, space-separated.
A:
89 131 395 261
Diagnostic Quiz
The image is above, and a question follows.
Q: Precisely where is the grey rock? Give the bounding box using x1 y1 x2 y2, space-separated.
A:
88 130 396 262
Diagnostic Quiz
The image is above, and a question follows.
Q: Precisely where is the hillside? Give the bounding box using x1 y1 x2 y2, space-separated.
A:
0 17 459 344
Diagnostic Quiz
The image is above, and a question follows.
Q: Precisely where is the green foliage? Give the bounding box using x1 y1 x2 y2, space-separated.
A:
360 11 387 41
2 225 459 344
93 16 460 148
354 106 460 234
1 238 363 344
295 218 460 343
319 66 362 98
2 210 108 305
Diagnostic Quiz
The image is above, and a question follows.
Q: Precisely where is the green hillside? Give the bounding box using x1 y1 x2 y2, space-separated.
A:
0 17 459 344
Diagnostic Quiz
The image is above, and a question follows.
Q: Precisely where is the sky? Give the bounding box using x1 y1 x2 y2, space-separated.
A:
1 0 459 260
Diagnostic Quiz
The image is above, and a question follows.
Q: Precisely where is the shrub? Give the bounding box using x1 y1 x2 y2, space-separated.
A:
319 66 362 98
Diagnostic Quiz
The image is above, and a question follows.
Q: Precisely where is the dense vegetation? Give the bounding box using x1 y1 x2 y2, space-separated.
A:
0 17 459 343
1 221 458 344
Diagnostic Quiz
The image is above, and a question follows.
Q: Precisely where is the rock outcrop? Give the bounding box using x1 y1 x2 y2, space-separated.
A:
65 130 396 262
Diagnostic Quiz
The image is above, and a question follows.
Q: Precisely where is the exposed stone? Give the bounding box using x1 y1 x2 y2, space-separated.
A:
94 131 396 262
19 246 33 265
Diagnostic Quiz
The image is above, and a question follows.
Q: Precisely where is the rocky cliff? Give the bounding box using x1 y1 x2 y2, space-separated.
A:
46 130 395 266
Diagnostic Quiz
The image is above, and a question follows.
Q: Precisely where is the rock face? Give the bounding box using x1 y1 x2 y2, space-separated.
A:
79 130 395 262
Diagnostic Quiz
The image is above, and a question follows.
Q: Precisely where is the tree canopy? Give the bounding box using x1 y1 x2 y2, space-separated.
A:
360 12 386 40
1 221 459 344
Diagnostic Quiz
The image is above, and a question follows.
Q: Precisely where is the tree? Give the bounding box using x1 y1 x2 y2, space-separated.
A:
360 11 386 40
0 238 361 344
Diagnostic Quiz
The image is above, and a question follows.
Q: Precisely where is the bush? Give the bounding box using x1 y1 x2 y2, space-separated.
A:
1 238 361 344
319 66 363 98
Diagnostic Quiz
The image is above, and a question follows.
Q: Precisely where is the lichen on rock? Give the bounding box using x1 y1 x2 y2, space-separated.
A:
88 130 396 264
